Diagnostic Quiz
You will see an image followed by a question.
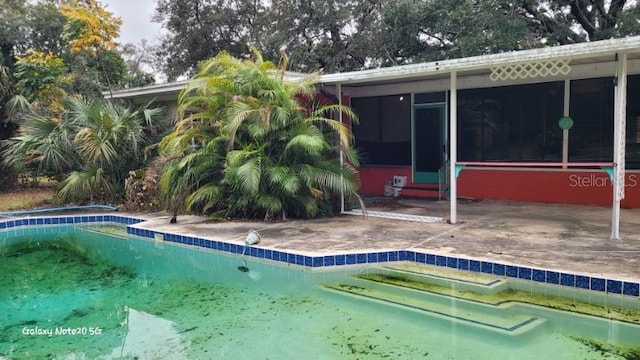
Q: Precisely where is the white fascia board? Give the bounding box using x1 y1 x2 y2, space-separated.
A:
321 36 640 86
104 71 308 99
103 80 189 99
344 58 640 98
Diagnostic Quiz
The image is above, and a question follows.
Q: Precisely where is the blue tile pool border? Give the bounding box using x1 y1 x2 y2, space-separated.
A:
1 215 639 299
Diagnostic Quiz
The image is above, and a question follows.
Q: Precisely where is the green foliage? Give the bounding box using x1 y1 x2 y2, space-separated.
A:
0 65 18 139
59 49 128 98
160 51 360 220
154 0 263 81
2 0 134 105
14 51 70 108
1 110 79 178
153 0 640 77
378 0 537 65
0 0 28 151
0 0 140 191
0 0 28 63
25 1 67 56
60 0 122 54
259 0 383 73
1 97 168 204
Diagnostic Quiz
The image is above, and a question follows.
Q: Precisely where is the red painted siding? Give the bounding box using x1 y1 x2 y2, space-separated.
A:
358 167 413 195
357 166 640 208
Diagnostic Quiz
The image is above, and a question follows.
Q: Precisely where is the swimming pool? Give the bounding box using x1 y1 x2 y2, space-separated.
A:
1 217 639 359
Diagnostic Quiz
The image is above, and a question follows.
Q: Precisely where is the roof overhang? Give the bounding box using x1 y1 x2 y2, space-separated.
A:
321 36 640 86
103 71 308 103
104 36 640 102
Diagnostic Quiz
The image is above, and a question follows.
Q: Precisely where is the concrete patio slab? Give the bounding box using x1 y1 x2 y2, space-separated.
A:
132 198 640 282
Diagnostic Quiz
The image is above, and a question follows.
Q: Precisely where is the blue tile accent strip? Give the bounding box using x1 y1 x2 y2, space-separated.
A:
518 267 532 280
623 282 640 296
388 251 399 262
606 279 622 294
312 257 323 267
404 251 416 262
323 255 335 266
0 215 143 230
591 278 606 292
561 273 575 287
481 262 492 274
532 269 545 283
493 263 505 276
546 271 560 285
2 217 640 299
458 258 469 271
576 275 590 289
469 260 481 272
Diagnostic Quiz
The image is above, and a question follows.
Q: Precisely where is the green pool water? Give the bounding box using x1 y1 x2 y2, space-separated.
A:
0 224 639 359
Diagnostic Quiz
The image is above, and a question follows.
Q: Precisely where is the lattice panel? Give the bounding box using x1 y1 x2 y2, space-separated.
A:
490 59 571 81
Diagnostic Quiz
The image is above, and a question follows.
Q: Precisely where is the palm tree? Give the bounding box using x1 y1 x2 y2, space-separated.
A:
1 103 80 180
2 96 166 204
0 64 19 189
160 51 360 220
55 97 165 203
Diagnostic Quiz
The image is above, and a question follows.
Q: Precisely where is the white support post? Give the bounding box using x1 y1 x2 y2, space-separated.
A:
562 80 570 168
337 83 345 213
450 71 458 224
611 53 627 240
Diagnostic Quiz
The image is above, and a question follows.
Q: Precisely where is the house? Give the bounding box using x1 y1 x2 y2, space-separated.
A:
106 36 640 237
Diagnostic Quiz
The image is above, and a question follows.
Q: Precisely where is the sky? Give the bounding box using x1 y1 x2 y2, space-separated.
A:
102 0 163 46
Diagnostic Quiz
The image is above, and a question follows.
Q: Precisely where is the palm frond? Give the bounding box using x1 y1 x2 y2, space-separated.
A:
158 50 360 219
54 167 113 204
185 183 224 213
235 156 262 194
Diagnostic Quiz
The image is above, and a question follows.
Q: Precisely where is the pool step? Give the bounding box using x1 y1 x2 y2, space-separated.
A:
323 277 546 337
378 264 509 295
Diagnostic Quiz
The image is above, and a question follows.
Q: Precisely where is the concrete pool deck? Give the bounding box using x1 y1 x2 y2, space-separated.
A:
130 198 640 283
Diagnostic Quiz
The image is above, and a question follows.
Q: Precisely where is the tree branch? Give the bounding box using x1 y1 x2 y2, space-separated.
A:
569 0 596 39
606 0 627 29
519 1 572 44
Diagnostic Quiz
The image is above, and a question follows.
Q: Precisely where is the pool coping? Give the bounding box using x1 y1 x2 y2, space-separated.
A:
1 214 639 298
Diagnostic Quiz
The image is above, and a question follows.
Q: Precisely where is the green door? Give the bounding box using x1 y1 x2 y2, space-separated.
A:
413 104 446 183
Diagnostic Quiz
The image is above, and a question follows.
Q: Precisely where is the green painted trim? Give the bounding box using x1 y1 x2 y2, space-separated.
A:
414 172 440 183
602 166 615 182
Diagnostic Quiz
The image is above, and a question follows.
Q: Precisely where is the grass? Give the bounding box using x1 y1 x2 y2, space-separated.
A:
0 184 56 212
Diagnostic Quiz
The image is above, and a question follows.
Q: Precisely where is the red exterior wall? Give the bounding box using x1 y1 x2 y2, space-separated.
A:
357 166 640 208
358 167 413 195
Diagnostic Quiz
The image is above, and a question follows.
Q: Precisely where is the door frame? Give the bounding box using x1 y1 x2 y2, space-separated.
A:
412 102 447 183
